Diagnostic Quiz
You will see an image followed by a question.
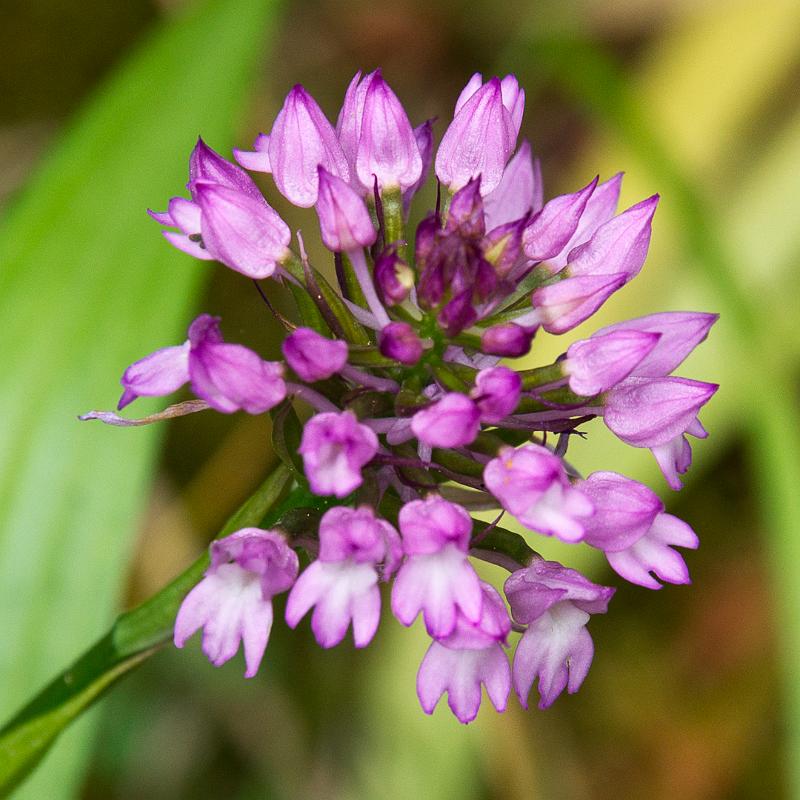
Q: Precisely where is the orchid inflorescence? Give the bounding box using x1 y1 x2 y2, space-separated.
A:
87 70 718 723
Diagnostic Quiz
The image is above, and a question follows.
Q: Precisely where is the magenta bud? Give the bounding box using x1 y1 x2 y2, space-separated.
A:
444 177 485 237
546 172 623 272
472 366 522 423
565 330 661 396
522 176 598 262
315 166 377 252
484 216 528 278
592 311 719 378
484 140 543 230
356 71 422 192
435 77 516 195
437 290 478 336
260 84 350 207
189 137 261 199
379 321 423 365
437 291 477 336
578 471 664 552
414 210 439 259
481 323 535 357
532 273 627 335
566 195 659 281
191 181 291 279
411 393 481 448
604 376 718 449
375 249 414 305
282 327 349 382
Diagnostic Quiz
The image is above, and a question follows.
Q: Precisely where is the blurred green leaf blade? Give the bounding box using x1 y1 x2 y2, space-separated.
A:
0 0 281 796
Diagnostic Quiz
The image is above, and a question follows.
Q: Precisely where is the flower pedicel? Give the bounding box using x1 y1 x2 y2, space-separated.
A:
85 69 718 722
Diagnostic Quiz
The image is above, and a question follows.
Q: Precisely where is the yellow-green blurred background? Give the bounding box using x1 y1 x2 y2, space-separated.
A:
1 0 799 797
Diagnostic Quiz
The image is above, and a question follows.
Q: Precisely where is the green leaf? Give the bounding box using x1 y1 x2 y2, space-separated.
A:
0 0 282 795
0 465 292 798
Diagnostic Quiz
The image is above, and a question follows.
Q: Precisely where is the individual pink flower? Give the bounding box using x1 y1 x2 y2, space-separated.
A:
417 582 511 723
315 166 377 252
355 70 422 192
564 330 661 396
483 140 542 230
471 366 521 423
119 314 286 415
298 410 379 497
565 195 659 282
579 471 699 588
282 327 349 382
174 528 298 677
484 444 593 542
285 506 401 647
522 176 598 261
591 311 719 378
435 76 517 195
604 376 718 488
235 84 350 207
190 181 292 279
505 560 613 708
150 139 291 277
391 497 482 638
411 393 481 448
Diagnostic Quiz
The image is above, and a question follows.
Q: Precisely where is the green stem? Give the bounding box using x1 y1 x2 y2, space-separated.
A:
518 362 565 390
382 187 405 254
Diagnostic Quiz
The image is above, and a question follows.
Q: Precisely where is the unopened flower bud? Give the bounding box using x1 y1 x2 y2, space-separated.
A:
375 249 414 305
315 166 377 252
436 77 516 195
189 137 262 199
379 321 423 365
282 327 348 382
238 84 349 207
481 323 535 357
356 70 422 192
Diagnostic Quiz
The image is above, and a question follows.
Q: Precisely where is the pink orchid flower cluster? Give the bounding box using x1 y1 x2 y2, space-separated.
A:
94 70 717 723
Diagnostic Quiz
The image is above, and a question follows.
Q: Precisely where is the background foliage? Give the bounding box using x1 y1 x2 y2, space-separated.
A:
1 0 798 797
